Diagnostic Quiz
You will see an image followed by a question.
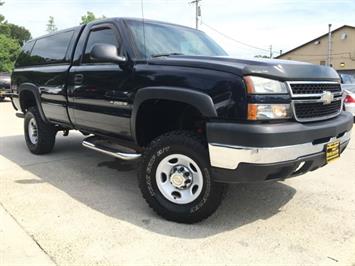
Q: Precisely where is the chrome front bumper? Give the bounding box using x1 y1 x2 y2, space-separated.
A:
209 130 351 170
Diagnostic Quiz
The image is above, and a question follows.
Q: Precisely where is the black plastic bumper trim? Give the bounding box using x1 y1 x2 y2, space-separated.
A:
207 111 353 148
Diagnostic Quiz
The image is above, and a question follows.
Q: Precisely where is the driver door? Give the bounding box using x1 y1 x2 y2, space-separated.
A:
68 23 131 138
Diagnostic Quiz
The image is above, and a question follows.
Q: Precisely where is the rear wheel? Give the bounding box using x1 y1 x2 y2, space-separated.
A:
138 131 225 223
24 106 57 154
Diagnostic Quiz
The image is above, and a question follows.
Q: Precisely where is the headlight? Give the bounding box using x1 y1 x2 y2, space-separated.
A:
244 76 288 94
248 104 292 120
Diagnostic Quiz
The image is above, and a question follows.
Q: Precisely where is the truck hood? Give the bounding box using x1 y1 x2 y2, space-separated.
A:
148 55 340 81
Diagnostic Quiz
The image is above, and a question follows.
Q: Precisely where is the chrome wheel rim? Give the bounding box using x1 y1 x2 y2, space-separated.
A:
156 154 204 204
28 117 38 144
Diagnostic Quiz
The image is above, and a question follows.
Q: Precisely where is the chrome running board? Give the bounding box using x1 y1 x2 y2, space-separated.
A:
82 136 141 161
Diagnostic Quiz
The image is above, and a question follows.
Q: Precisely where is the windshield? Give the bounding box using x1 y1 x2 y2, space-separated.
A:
340 73 355 84
126 20 228 59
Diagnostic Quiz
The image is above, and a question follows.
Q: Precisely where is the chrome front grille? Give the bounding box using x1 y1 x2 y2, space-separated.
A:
287 81 343 122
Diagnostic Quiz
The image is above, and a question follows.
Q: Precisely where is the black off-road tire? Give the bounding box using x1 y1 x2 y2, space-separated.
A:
24 106 57 154
138 131 225 223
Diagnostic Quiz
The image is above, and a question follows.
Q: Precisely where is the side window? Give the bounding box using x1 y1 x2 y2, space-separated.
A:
22 41 35 54
83 28 119 63
30 31 74 65
15 40 35 67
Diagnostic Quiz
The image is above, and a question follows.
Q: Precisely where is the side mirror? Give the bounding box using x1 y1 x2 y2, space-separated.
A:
90 44 126 64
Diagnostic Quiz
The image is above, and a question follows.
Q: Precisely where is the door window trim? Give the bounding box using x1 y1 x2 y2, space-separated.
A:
80 23 123 66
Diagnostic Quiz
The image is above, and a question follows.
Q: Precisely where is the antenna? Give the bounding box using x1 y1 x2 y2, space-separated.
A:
141 0 147 61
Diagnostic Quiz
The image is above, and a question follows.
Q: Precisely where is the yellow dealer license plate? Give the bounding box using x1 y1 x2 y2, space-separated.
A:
326 140 340 163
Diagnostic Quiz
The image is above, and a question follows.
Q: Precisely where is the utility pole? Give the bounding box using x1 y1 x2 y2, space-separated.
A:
269 45 273 59
190 0 202 29
327 24 332 66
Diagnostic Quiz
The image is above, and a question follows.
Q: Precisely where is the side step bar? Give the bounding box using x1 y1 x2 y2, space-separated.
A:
15 112 25 118
82 136 141 161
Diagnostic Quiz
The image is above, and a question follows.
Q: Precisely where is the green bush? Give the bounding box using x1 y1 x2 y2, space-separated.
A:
0 34 20 72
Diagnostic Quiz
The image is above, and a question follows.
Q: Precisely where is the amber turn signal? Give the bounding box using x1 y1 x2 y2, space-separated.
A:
244 76 255 94
247 104 258 120
247 103 292 120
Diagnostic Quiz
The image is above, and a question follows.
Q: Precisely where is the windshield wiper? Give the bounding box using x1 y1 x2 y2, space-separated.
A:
151 53 184 58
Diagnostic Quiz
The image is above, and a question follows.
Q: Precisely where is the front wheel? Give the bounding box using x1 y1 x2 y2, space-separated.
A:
24 106 57 154
138 131 225 223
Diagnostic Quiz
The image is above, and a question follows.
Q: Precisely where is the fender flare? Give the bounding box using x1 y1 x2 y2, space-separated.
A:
131 86 217 143
18 83 48 123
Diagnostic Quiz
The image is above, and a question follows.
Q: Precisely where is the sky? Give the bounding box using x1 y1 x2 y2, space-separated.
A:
1 0 354 58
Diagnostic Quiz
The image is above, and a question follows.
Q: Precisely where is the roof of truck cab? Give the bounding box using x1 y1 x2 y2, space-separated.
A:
28 17 199 43
82 17 199 31
29 25 84 42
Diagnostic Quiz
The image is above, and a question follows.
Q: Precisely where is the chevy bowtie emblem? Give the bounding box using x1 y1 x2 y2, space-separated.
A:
320 91 334 105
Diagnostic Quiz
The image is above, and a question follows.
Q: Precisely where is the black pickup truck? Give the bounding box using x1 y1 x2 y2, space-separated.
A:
10 18 353 223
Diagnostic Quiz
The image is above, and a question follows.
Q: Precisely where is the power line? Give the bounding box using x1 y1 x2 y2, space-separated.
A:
201 21 276 54
285 52 354 57
188 1 272 55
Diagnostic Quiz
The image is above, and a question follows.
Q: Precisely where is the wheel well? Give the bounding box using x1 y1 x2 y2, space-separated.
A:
136 99 206 146
19 90 36 112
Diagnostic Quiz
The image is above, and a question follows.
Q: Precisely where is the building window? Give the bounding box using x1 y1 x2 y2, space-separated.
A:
340 32 347 40
320 60 326 65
